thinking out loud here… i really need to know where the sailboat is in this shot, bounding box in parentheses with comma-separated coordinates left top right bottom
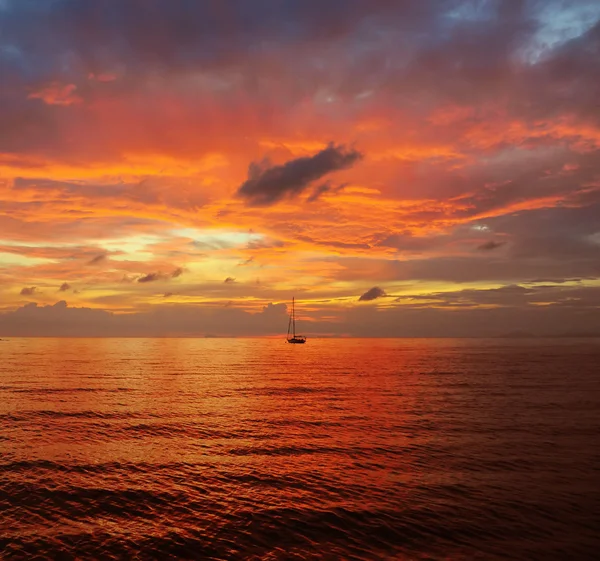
(286, 297, 307, 344)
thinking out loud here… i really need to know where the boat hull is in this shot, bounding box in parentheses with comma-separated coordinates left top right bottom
(287, 337, 306, 344)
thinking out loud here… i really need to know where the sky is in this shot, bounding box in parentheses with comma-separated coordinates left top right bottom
(1, 0, 600, 337)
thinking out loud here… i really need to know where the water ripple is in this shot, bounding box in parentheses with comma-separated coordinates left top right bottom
(1, 338, 599, 559)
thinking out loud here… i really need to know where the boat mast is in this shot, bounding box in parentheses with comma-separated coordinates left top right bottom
(292, 297, 296, 338)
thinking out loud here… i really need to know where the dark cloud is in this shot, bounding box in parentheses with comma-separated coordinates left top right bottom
(307, 183, 332, 203)
(224, 277, 236, 284)
(529, 277, 591, 284)
(0, 0, 424, 83)
(58, 282, 71, 292)
(477, 240, 506, 251)
(137, 268, 183, 283)
(138, 272, 163, 283)
(236, 144, 363, 206)
(359, 286, 387, 301)
(87, 254, 107, 265)
(306, 182, 348, 203)
(20, 286, 37, 296)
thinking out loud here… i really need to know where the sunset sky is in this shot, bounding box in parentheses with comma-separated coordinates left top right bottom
(1, 0, 599, 337)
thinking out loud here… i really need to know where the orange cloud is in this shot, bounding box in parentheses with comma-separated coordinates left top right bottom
(28, 83, 82, 106)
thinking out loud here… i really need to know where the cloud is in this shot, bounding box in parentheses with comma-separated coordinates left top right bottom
(0, 1, 413, 87)
(477, 240, 506, 251)
(395, 284, 600, 315)
(20, 286, 37, 296)
(3, 291, 599, 338)
(27, 82, 82, 106)
(87, 254, 107, 265)
(237, 257, 255, 267)
(137, 267, 182, 283)
(58, 282, 71, 292)
(296, 234, 371, 251)
(306, 181, 350, 203)
(359, 286, 387, 301)
(236, 143, 363, 206)
(138, 273, 163, 283)
(88, 72, 117, 83)
(366, 256, 581, 283)
(0, 300, 291, 337)
(246, 238, 286, 250)
(307, 183, 332, 203)
(1, 0, 600, 333)
(224, 277, 236, 283)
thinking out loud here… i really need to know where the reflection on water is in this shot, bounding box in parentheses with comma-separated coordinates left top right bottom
(1, 338, 599, 559)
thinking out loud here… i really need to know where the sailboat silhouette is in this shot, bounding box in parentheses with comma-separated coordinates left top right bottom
(286, 297, 306, 344)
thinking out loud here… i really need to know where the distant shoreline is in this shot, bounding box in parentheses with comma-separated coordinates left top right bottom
(0, 335, 599, 340)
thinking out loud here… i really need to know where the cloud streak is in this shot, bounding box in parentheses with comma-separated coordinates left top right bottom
(87, 254, 107, 265)
(137, 268, 184, 283)
(477, 240, 506, 251)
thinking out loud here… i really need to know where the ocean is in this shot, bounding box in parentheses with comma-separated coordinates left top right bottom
(1, 338, 599, 560)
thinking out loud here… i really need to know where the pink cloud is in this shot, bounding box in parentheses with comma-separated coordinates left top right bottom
(27, 83, 82, 106)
